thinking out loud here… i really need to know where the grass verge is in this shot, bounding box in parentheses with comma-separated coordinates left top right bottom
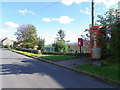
(9, 49, 77, 61)
(75, 64, 119, 81)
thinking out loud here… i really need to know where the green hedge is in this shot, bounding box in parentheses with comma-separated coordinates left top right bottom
(15, 48, 41, 54)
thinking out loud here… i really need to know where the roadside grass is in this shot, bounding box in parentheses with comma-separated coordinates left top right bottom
(10, 49, 77, 61)
(75, 63, 119, 81)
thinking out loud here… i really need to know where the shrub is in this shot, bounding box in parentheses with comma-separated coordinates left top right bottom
(10, 45, 13, 49)
(15, 48, 41, 54)
(3, 45, 9, 48)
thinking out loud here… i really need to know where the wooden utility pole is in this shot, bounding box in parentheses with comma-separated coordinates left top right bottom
(92, 0, 94, 27)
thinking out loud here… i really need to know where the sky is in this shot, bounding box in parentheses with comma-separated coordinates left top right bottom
(0, 0, 119, 45)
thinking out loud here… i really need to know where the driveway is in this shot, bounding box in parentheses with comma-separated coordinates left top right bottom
(0, 48, 114, 88)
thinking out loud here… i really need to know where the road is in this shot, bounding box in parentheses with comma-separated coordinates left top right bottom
(0, 48, 114, 88)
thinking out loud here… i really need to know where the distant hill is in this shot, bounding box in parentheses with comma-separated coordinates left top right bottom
(66, 40, 89, 45)
(66, 42, 77, 45)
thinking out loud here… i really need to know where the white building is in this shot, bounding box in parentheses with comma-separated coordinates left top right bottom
(0, 37, 13, 46)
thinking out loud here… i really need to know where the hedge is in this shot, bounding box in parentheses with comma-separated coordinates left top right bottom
(15, 48, 41, 54)
(14, 47, 90, 56)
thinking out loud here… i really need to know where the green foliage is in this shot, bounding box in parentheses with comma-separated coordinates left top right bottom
(97, 8, 117, 26)
(10, 49, 77, 61)
(24, 43, 34, 49)
(109, 23, 120, 60)
(53, 30, 70, 52)
(57, 29, 66, 41)
(53, 40, 69, 52)
(15, 24, 38, 48)
(10, 45, 13, 49)
(96, 8, 119, 62)
(3, 45, 9, 48)
(37, 37, 45, 51)
(75, 64, 119, 81)
(2, 44, 13, 49)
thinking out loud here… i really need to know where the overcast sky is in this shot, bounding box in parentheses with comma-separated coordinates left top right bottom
(0, 0, 119, 45)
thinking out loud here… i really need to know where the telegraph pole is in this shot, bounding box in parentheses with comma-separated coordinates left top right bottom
(92, 0, 94, 27)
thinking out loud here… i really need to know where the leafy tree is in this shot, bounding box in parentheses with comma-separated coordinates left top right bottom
(15, 24, 38, 48)
(24, 43, 35, 49)
(53, 30, 70, 52)
(97, 9, 117, 26)
(109, 22, 120, 61)
(37, 37, 45, 51)
(53, 40, 69, 52)
(57, 29, 66, 41)
(96, 8, 119, 62)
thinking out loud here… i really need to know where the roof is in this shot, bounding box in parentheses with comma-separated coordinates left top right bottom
(90, 25, 103, 30)
(0, 37, 7, 42)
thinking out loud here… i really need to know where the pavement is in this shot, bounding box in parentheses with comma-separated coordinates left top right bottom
(55, 58, 91, 67)
(0, 48, 116, 88)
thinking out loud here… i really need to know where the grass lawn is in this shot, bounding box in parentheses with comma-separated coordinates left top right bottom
(75, 64, 119, 81)
(10, 49, 77, 61)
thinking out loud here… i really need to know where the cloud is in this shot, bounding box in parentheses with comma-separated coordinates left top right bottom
(61, 0, 119, 8)
(5, 21, 19, 28)
(61, 0, 89, 5)
(61, 0, 74, 5)
(94, 0, 119, 8)
(42, 16, 74, 24)
(53, 16, 74, 24)
(19, 9, 36, 15)
(80, 7, 90, 15)
(42, 18, 52, 22)
(0, 21, 19, 33)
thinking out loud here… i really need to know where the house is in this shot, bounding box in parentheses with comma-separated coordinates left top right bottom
(0, 37, 13, 46)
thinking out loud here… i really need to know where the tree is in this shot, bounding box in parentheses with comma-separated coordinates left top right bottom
(53, 30, 70, 52)
(53, 40, 69, 52)
(96, 8, 119, 61)
(97, 9, 117, 26)
(57, 29, 66, 41)
(37, 37, 45, 52)
(15, 24, 38, 48)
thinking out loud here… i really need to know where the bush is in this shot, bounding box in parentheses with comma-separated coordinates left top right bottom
(53, 40, 70, 52)
(25, 43, 35, 49)
(3, 45, 9, 48)
(10, 45, 13, 49)
(15, 48, 42, 54)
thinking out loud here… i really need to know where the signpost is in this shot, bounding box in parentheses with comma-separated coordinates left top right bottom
(78, 38, 83, 53)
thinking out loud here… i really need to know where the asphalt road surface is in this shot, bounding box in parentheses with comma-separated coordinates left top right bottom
(0, 48, 114, 88)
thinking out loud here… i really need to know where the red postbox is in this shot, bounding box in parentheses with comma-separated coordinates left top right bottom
(78, 38, 83, 46)
(90, 25, 103, 57)
(78, 38, 83, 53)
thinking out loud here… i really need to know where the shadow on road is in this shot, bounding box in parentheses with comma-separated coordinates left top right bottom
(0, 57, 113, 88)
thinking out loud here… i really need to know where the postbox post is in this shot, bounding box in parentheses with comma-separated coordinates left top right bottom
(78, 38, 83, 53)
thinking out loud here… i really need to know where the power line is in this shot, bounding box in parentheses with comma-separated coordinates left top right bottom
(3, 2, 59, 25)
(35, 2, 59, 14)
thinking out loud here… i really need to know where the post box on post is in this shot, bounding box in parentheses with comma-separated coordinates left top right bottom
(78, 38, 83, 53)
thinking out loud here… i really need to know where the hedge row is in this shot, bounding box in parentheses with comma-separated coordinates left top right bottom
(15, 48, 41, 54)
(42, 52, 89, 56)
(15, 48, 89, 56)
